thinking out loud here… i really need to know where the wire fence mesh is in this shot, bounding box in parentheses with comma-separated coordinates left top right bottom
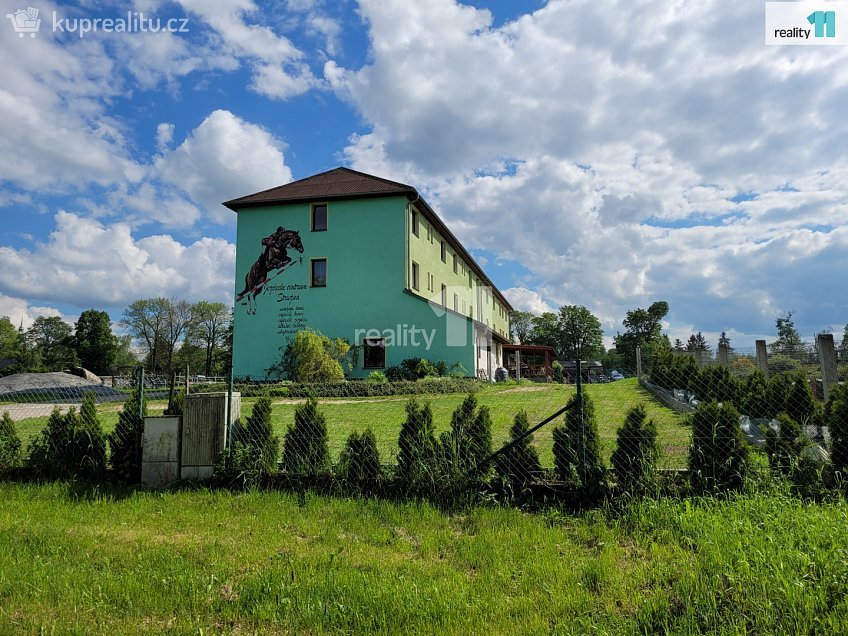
(1, 338, 846, 502)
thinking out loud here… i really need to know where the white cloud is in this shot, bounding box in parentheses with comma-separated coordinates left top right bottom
(156, 123, 175, 151)
(0, 294, 65, 331)
(154, 109, 292, 224)
(171, 0, 317, 99)
(331, 0, 848, 340)
(503, 287, 553, 315)
(0, 212, 236, 308)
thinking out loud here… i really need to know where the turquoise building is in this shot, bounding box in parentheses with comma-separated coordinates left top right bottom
(224, 168, 512, 379)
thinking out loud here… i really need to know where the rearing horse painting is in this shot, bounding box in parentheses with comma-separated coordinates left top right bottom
(236, 227, 304, 314)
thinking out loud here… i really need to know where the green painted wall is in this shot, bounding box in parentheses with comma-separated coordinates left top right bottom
(407, 207, 510, 341)
(232, 196, 475, 379)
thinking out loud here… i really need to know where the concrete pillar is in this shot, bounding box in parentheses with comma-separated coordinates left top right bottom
(516, 350, 521, 382)
(718, 343, 729, 367)
(636, 346, 642, 380)
(756, 340, 769, 379)
(818, 333, 838, 402)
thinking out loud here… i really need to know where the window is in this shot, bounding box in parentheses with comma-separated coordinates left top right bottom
(453, 254, 458, 274)
(468, 271, 472, 288)
(440, 241, 446, 263)
(411, 209, 419, 237)
(453, 293, 458, 311)
(311, 203, 327, 231)
(428, 272, 434, 292)
(311, 258, 327, 287)
(441, 284, 447, 306)
(411, 261, 420, 291)
(363, 338, 386, 369)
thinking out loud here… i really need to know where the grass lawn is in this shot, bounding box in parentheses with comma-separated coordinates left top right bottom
(5, 379, 691, 468)
(0, 482, 845, 634)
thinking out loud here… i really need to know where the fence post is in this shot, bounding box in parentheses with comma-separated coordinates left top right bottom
(226, 365, 234, 450)
(718, 343, 729, 367)
(636, 346, 642, 381)
(756, 340, 769, 379)
(576, 358, 585, 483)
(136, 366, 145, 479)
(516, 350, 521, 382)
(817, 333, 838, 402)
(185, 363, 190, 396)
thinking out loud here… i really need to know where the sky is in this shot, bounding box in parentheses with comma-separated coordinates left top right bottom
(0, 0, 846, 351)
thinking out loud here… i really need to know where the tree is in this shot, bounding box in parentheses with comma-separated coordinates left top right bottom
(0, 317, 20, 375)
(838, 324, 848, 361)
(74, 310, 117, 375)
(163, 299, 194, 374)
(718, 331, 732, 352)
(12, 322, 39, 373)
(686, 332, 711, 353)
(26, 317, 76, 371)
(509, 310, 535, 344)
(770, 311, 803, 357)
(121, 298, 170, 373)
(494, 409, 542, 487)
(611, 404, 659, 496)
(188, 301, 230, 376)
(283, 397, 330, 477)
(113, 335, 139, 369)
(688, 401, 749, 493)
(268, 329, 350, 382)
(613, 301, 670, 369)
(122, 298, 194, 374)
(0, 412, 22, 473)
(530, 305, 604, 361)
(673, 338, 685, 352)
(396, 398, 439, 495)
(552, 393, 606, 498)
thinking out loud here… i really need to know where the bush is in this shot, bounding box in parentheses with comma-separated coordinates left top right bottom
(367, 371, 387, 383)
(337, 429, 381, 488)
(688, 401, 749, 493)
(698, 365, 739, 405)
(396, 398, 439, 495)
(283, 396, 330, 477)
(784, 373, 817, 426)
(164, 390, 184, 416)
(268, 329, 350, 382)
(829, 384, 848, 473)
(765, 413, 807, 476)
(552, 393, 606, 499)
(109, 387, 147, 482)
(0, 412, 22, 474)
(30, 399, 107, 479)
(740, 371, 769, 418)
(552, 360, 563, 383)
(611, 404, 660, 497)
(284, 378, 479, 398)
(446, 394, 492, 475)
(217, 397, 280, 489)
(494, 410, 542, 488)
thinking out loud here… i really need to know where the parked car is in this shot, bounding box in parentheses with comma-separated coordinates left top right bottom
(609, 370, 625, 381)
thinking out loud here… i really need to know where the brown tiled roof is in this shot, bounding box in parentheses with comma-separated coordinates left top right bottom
(223, 167, 415, 210)
(223, 166, 514, 311)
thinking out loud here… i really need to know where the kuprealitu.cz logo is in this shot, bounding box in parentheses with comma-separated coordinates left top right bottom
(766, 2, 847, 45)
(6, 6, 190, 39)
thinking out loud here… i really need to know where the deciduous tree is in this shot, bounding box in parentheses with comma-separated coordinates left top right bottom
(74, 310, 117, 375)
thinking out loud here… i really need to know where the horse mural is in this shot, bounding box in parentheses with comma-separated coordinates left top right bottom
(236, 227, 304, 315)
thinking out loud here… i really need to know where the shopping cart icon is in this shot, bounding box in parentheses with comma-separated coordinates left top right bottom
(6, 7, 41, 38)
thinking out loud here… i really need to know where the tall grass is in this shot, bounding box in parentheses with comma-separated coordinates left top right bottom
(0, 482, 844, 634)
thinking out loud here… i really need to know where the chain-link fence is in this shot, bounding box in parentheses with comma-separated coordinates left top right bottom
(2, 343, 846, 502)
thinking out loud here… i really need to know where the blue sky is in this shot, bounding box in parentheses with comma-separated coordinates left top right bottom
(0, 0, 846, 350)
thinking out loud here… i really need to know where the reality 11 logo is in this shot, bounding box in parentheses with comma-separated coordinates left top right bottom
(808, 10, 836, 37)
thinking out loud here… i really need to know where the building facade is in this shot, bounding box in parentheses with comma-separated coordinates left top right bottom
(225, 168, 511, 379)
